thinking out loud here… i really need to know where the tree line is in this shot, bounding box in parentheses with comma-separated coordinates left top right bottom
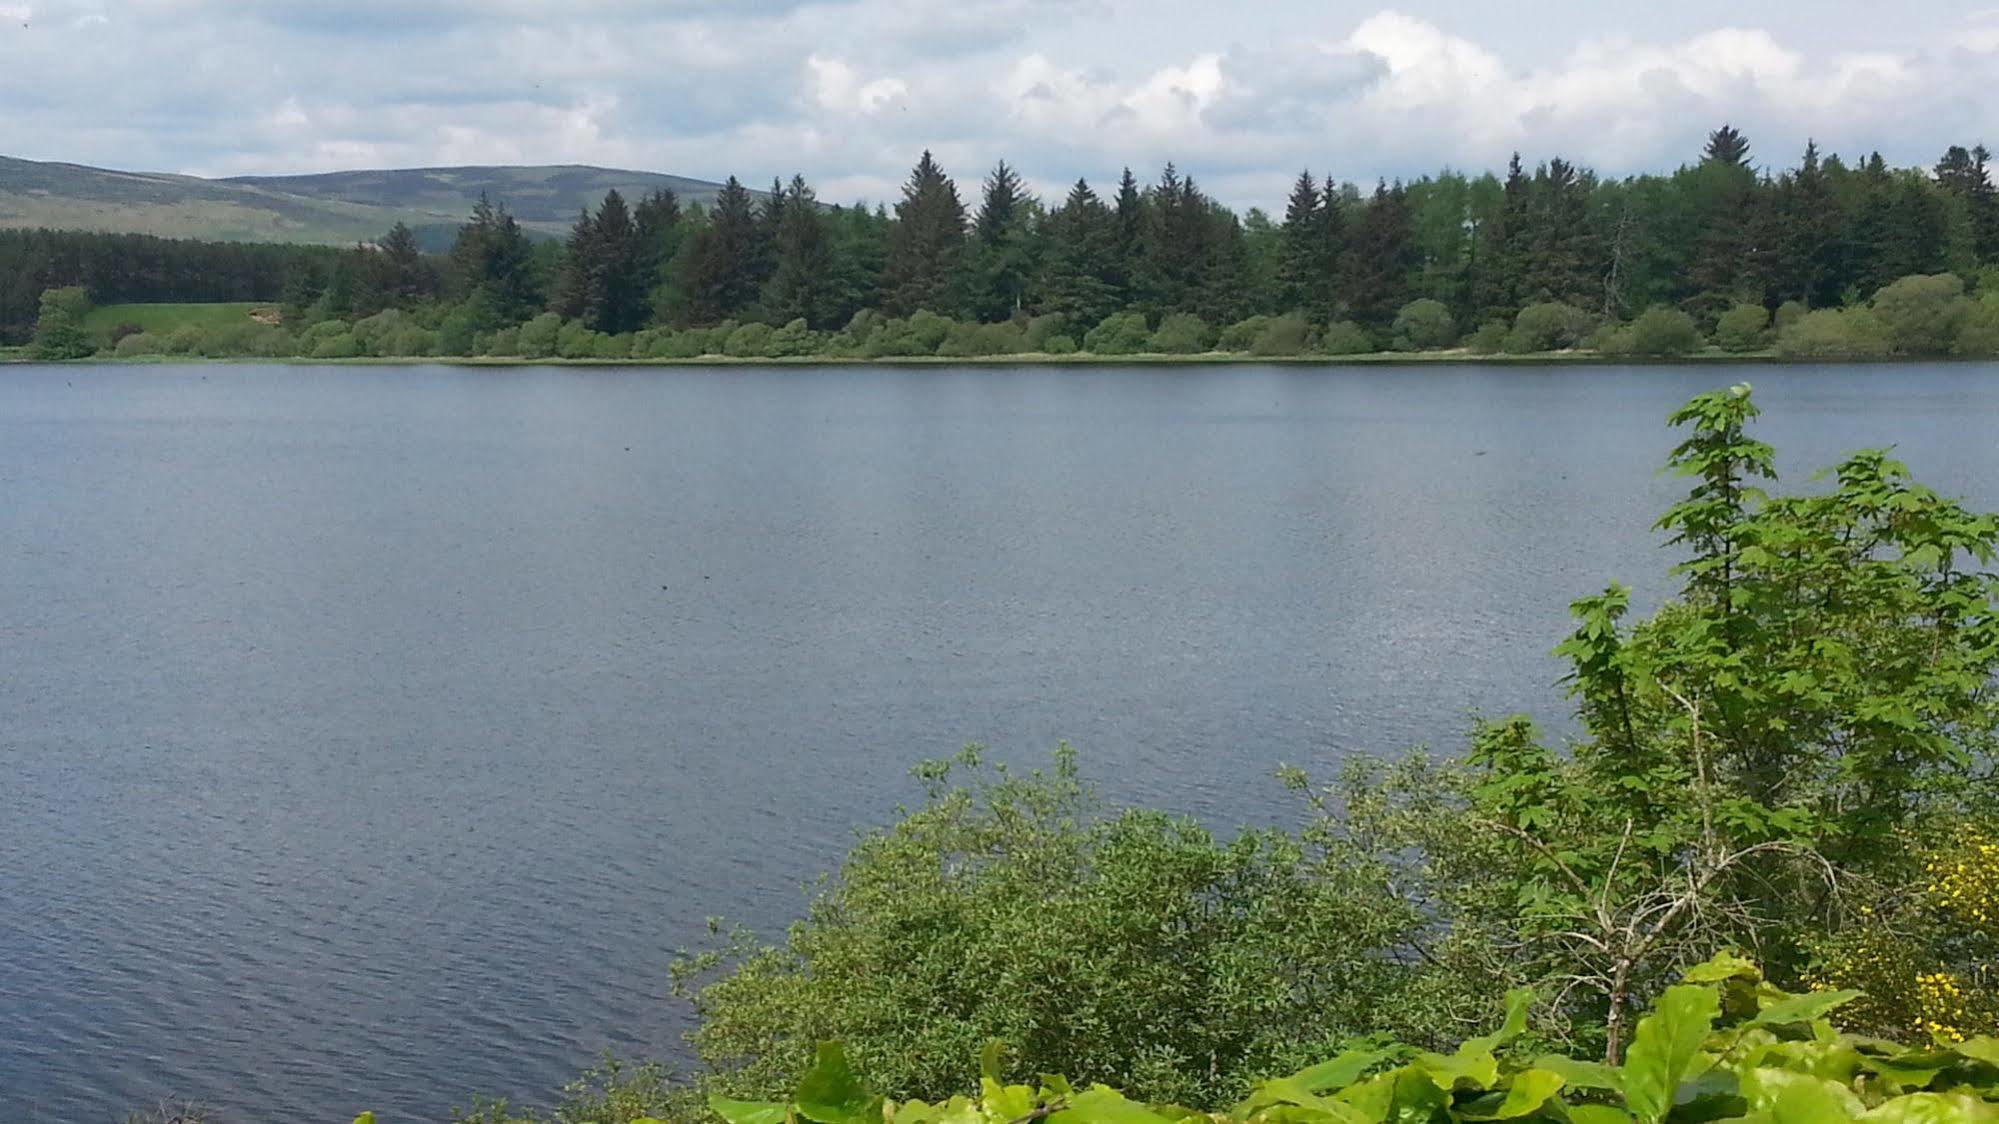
(12, 126, 1999, 357)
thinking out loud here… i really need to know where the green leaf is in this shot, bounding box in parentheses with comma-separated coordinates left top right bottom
(1283, 1049, 1394, 1094)
(981, 1079, 1037, 1122)
(1751, 989, 1863, 1028)
(1741, 1067, 1865, 1123)
(982, 1040, 1008, 1084)
(1565, 1108, 1634, 1124)
(1048, 1086, 1178, 1124)
(1858, 1093, 1999, 1123)
(354, 1115, 376, 1124)
(797, 1043, 875, 1124)
(1857, 1055, 1945, 1093)
(1683, 951, 1762, 986)
(1951, 1037, 1999, 1067)
(1534, 1054, 1622, 1092)
(1454, 1068, 1565, 1120)
(1622, 984, 1721, 1123)
(712, 1097, 792, 1124)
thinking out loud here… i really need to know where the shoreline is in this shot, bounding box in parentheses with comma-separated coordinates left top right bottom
(7, 349, 1988, 368)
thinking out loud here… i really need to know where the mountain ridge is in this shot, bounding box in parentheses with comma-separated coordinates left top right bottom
(0, 154, 736, 249)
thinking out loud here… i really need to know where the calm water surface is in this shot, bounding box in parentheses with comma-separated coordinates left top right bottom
(4, 362, 1996, 1121)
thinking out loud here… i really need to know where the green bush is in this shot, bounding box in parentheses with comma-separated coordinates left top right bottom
(1042, 334, 1077, 355)
(1621, 305, 1703, 356)
(1148, 312, 1214, 354)
(557, 321, 603, 359)
(766, 319, 818, 358)
(164, 325, 206, 355)
(1082, 312, 1151, 355)
(1250, 315, 1313, 356)
(723, 322, 775, 358)
(113, 332, 161, 357)
(1775, 307, 1892, 358)
(1317, 319, 1374, 356)
(1217, 316, 1271, 352)
(1713, 302, 1770, 352)
(1504, 302, 1594, 353)
(481, 327, 521, 357)
(310, 332, 362, 359)
(1872, 273, 1972, 355)
(1465, 320, 1508, 354)
(1390, 298, 1455, 350)
(595, 332, 635, 360)
(1956, 295, 1999, 357)
(905, 311, 953, 354)
(518, 313, 562, 359)
(31, 286, 94, 359)
(674, 747, 1423, 1108)
(1022, 314, 1069, 352)
(1773, 299, 1808, 332)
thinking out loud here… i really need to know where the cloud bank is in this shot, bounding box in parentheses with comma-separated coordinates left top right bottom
(0, 0, 1991, 209)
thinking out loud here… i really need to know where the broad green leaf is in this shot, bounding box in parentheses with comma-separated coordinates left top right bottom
(713, 1097, 792, 1124)
(1682, 952, 1761, 985)
(1414, 1048, 1498, 1092)
(1742, 1068, 1865, 1123)
(797, 1043, 874, 1124)
(981, 1079, 1037, 1122)
(1455, 1068, 1565, 1120)
(1859, 1093, 1999, 1123)
(1751, 989, 1863, 1028)
(1622, 984, 1721, 1123)
(1565, 1108, 1634, 1124)
(1385, 1069, 1450, 1122)
(1283, 1049, 1394, 1094)
(1534, 1054, 1622, 1092)
(1049, 1086, 1177, 1124)
(1857, 1055, 1945, 1093)
(1951, 1038, 1999, 1067)
(981, 1040, 1008, 1084)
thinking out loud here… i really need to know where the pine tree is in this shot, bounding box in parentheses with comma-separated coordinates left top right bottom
(376, 222, 433, 307)
(1276, 171, 1329, 315)
(1936, 144, 1999, 263)
(633, 188, 684, 295)
(1341, 181, 1415, 329)
(763, 175, 837, 328)
(1703, 124, 1752, 168)
(447, 194, 538, 321)
(970, 160, 1032, 321)
(1033, 178, 1119, 330)
(681, 177, 762, 324)
(1471, 154, 1530, 323)
(882, 151, 969, 317)
(1111, 167, 1147, 309)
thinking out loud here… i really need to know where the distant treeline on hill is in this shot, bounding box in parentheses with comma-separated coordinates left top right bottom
(7, 126, 1998, 357)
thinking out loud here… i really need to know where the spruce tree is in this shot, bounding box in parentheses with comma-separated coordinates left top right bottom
(1340, 181, 1415, 330)
(681, 177, 762, 324)
(1276, 171, 1326, 315)
(882, 151, 969, 317)
(633, 188, 684, 295)
(970, 160, 1032, 321)
(763, 175, 836, 328)
(1033, 178, 1119, 330)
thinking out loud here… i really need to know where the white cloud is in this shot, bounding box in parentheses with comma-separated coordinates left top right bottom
(0, 2, 1992, 211)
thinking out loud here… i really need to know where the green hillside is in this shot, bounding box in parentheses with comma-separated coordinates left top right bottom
(0, 155, 733, 249)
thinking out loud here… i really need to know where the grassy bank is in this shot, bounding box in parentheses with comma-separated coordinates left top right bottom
(79, 302, 273, 345)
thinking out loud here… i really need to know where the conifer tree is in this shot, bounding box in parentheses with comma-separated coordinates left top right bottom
(969, 160, 1033, 321)
(882, 151, 969, 317)
(1033, 178, 1119, 330)
(763, 175, 837, 328)
(681, 177, 762, 324)
(1340, 181, 1415, 329)
(633, 188, 684, 295)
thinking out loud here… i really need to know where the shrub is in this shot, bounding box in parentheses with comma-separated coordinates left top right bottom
(164, 325, 206, 355)
(1390, 298, 1455, 350)
(113, 332, 161, 357)
(905, 311, 953, 354)
(1773, 299, 1808, 332)
(674, 748, 1427, 1108)
(1251, 315, 1313, 356)
(1021, 314, 1069, 352)
(1148, 312, 1214, 354)
(1872, 273, 1972, 354)
(31, 286, 93, 359)
(1316, 319, 1374, 356)
(309, 332, 362, 359)
(594, 333, 634, 360)
(388, 326, 437, 358)
(517, 313, 562, 359)
(1621, 305, 1703, 356)
(481, 327, 521, 357)
(1082, 312, 1151, 355)
(351, 309, 406, 355)
(723, 322, 775, 358)
(1775, 307, 1892, 359)
(556, 321, 603, 359)
(1713, 302, 1770, 352)
(1503, 302, 1593, 353)
(1042, 334, 1077, 355)
(107, 321, 145, 346)
(1465, 320, 1508, 354)
(1956, 295, 1999, 357)
(1217, 316, 1271, 352)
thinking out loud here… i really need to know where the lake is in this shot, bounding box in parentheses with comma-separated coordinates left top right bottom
(4, 361, 1996, 1122)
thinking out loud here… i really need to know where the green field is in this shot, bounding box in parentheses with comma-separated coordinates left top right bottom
(81, 302, 273, 344)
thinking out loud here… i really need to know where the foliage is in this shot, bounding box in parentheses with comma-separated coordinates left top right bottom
(1465, 321, 1508, 355)
(1318, 320, 1374, 356)
(1622, 306, 1704, 356)
(32, 285, 95, 358)
(1714, 304, 1771, 352)
(1957, 295, 1999, 357)
(1392, 298, 1457, 350)
(672, 747, 1429, 1110)
(1870, 274, 1972, 355)
(1504, 302, 1595, 353)
(1776, 308, 1892, 359)
(1253, 315, 1317, 356)
(1149, 312, 1215, 354)
(1083, 312, 1153, 355)
(715, 956, 1999, 1124)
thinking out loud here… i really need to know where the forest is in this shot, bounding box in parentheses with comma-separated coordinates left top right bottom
(9, 126, 1999, 360)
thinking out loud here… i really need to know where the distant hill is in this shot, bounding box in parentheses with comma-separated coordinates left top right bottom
(0, 156, 735, 250)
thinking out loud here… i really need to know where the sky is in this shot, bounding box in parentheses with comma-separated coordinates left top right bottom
(1, 0, 1995, 210)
